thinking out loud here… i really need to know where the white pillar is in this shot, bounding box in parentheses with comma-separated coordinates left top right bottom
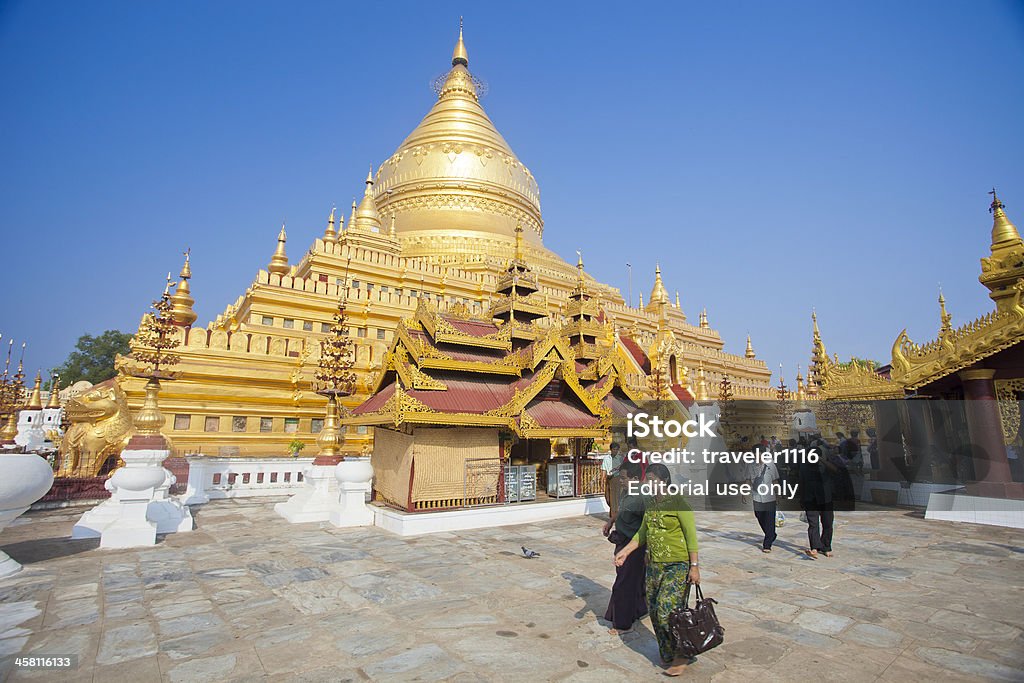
(181, 455, 210, 505)
(328, 457, 374, 528)
(73, 449, 193, 547)
(274, 462, 342, 523)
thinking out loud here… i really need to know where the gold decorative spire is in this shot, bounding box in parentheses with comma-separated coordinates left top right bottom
(695, 362, 709, 402)
(514, 223, 524, 262)
(452, 17, 468, 66)
(646, 264, 670, 313)
(25, 371, 42, 410)
(389, 214, 397, 238)
(938, 288, 952, 336)
(638, 292, 644, 309)
(347, 200, 357, 232)
(745, 334, 755, 359)
(170, 249, 198, 326)
(46, 372, 60, 408)
(268, 224, 290, 275)
(675, 291, 680, 309)
(353, 169, 382, 232)
(324, 207, 337, 242)
(989, 188, 1021, 246)
(699, 307, 708, 329)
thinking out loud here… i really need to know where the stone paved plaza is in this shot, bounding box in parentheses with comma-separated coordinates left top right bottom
(1, 501, 1022, 682)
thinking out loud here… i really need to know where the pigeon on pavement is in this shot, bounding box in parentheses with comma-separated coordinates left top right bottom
(521, 546, 540, 559)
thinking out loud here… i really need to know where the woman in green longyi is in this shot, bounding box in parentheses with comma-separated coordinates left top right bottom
(614, 463, 700, 677)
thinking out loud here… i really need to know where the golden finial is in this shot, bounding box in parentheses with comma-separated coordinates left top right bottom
(347, 199, 357, 232)
(989, 188, 1021, 245)
(638, 292, 644, 309)
(170, 248, 198, 326)
(163, 271, 174, 296)
(699, 307, 708, 329)
(25, 371, 42, 410)
(365, 166, 374, 192)
(695, 361, 709, 402)
(939, 286, 952, 336)
(745, 334, 755, 359)
(514, 222, 524, 261)
(648, 263, 669, 311)
(353, 171, 382, 232)
(452, 16, 468, 66)
(675, 291, 680, 309)
(46, 372, 60, 408)
(325, 206, 337, 241)
(268, 223, 289, 275)
(390, 214, 397, 238)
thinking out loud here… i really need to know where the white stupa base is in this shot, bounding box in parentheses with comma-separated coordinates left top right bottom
(275, 465, 341, 523)
(0, 506, 30, 578)
(72, 449, 193, 547)
(328, 482, 374, 527)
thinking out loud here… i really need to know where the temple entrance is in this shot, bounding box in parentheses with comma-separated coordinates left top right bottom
(669, 355, 678, 384)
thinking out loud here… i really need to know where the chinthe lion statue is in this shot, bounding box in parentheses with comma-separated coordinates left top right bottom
(58, 381, 133, 477)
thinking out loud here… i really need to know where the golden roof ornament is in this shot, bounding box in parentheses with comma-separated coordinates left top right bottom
(647, 264, 670, 314)
(325, 207, 337, 242)
(46, 372, 60, 409)
(268, 224, 290, 275)
(452, 17, 468, 67)
(745, 334, 756, 359)
(695, 361, 709, 402)
(675, 290, 681, 309)
(347, 200, 357, 232)
(25, 371, 42, 410)
(353, 167, 383, 232)
(170, 248, 198, 326)
(699, 307, 708, 329)
(938, 288, 953, 337)
(989, 188, 1021, 246)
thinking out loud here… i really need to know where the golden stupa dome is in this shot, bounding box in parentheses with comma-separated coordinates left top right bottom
(374, 24, 543, 248)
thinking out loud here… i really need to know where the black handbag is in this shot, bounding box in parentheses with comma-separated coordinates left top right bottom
(668, 583, 724, 658)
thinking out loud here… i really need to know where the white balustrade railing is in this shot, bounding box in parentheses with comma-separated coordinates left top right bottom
(182, 456, 315, 505)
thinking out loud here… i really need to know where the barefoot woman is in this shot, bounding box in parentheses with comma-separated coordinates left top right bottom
(614, 463, 700, 676)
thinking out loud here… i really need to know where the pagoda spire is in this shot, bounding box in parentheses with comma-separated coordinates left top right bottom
(514, 222, 524, 262)
(25, 371, 42, 410)
(347, 200, 357, 232)
(46, 372, 60, 408)
(675, 290, 681, 309)
(699, 307, 708, 329)
(452, 16, 468, 66)
(268, 224, 290, 275)
(352, 169, 382, 232)
(938, 288, 952, 336)
(324, 207, 337, 242)
(989, 188, 1021, 246)
(695, 362, 709, 402)
(647, 263, 670, 313)
(170, 249, 198, 326)
(745, 334, 756, 359)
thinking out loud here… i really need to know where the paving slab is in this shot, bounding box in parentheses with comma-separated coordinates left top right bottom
(0, 500, 1020, 681)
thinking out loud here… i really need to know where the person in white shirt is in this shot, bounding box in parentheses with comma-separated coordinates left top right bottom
(745, 446, 781, 553)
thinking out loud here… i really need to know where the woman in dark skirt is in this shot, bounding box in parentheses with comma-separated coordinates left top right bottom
(602, 459, 646, 634)
(615, 464, 700, 676)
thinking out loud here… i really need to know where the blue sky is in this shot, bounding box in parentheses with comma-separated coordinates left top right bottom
(2, 1, 1023, 383)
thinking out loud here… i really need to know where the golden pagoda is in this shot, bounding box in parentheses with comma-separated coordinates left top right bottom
(104, 25, 771, 462)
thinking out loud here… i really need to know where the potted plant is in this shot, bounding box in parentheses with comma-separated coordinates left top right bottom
(288, 439, 306, 458)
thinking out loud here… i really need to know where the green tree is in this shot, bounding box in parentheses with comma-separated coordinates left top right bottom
(54, 330, 133, 388)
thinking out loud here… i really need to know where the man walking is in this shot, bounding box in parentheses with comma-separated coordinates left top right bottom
(746, 446, 780, 553)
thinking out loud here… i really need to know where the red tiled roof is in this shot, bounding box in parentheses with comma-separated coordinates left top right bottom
(605, 391, 639, 418)
(671, 383, 695, 408)
(352, 383, 395, 414)
(409, 377, 518, 414)
(444, 317, 500, 337)
(620, 335, 651, 373)
(524, 400, 600, 429)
